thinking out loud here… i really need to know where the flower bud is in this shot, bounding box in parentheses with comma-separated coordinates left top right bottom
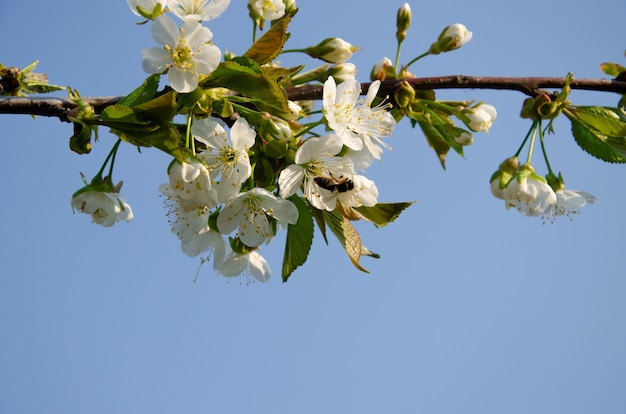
(325, 63, 358, 83)
(257, 112, 292, 141)
(489, 156, 519, 199)
(393, 81, 416, 109)
(534, 93, 562, 119)
(460, 103, 497, 133)
(396, 3, 412, 44)
(452, 129, 473, 146)
(305, 38, 360, 63)
(520, 97, 535, 119)
(429, 23, 473, 55)
(283, 0, 297, 14)
(127, 0, 167, 20)
(370, 57, 396, 81)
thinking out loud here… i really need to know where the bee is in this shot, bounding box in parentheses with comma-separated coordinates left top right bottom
(314, 172, 354, 193)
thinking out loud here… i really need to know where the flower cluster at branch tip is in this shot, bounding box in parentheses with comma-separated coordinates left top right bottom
(490, 101, 596, 221)
(67, 2, 511, 282)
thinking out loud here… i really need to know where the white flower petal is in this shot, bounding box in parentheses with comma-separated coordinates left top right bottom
(247, 251, 271, 282)
(278, 164, 305, 198)
(168, 66, 199, 93)
(230, 117, 256, 150)
(151, 15, 179, 47)
(142, 47, 171, 73)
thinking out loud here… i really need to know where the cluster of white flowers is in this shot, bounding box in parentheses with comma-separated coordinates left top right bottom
(158, 71, 396, 280)
(159, 116, 298, 282)
(491, 161, 595, 221)
(69, 1, 523, 282)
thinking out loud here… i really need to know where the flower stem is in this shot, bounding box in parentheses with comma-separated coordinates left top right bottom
(404, 51, 430, 70)
(538, 119, 555, 175)
(295, 119, 324, 139)
(185, 113, 195, 155)
(281, 49, 305, 55)
(514, 120, 537, 158)
(394, 42, 403, 73)
(525, 121, 539, 165)
(95, 138, 122, 180)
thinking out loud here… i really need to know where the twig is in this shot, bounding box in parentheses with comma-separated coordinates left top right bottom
(1, 76, 624, 120)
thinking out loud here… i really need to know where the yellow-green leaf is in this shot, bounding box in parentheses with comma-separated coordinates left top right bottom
(355, 201, 415, 228)
(323, 209, 369, 273)
(243, 9, 297, 65)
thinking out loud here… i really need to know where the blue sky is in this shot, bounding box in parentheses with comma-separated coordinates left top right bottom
(1, 1, 625, 413)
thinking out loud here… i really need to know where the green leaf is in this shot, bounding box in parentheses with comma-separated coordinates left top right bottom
(261, 65, 305, 83)
(322, 210, 369, 273)
(23, 82, 65, 94)
(132, 90, 178, 120)
(355, 201, 415, 228)
(417, 119, 450, 169)
(566, 110, 626, 163)
(600, 62, 626, 77)
(112, 123, 187, 161)
(567, 106, 626, 137)
(310, 206, 328, 244)
(200, 61, 290, 116)
(282, 196, 314, 282)
(176, 86, 204, 114)
(118, 74, 160, 107)
(243, 9, 297, 65)
(101, 103, 186, 160)
(606, 135, 626, 157)
(100, 104, 147, 125)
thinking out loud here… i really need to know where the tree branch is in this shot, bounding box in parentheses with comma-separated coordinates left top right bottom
(1, 76, 625, 120)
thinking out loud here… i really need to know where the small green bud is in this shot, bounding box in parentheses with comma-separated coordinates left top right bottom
(257, 112, 292, 141)
(533, 93, 558, 118)
(393, 81, 416, 109)
(545, 172, 566, 192)
(520, 97, 535, 119)
(489, 156, 519, 199)
(396, 3, 412, 44)
(264, 140, 289, 159)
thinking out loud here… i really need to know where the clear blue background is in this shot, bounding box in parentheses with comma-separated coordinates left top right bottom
(1, 1, 625, 413)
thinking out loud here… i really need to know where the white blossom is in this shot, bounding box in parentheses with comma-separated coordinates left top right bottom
(504, 166, 556, 216)
(71, 190, 133, 227)
(323, 76, 396, 156)
(142, 15, 221, 93)
(218, 250, 271, 282)
(217, 187, 298, 247)
(128, 0, 168, 18)
(544, 189, 596, 222)
(195, 117, 256, 203)
(248, 0, 286, 22)
(278, 134, 356, 211)
(160, 184, 226, 264)
(168, 0, 230, 21)
(167, 158, 218, 208)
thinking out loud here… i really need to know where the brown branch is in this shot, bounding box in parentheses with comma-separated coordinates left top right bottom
(287, 76, 626, 100)
(1, 76, 625, 120)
